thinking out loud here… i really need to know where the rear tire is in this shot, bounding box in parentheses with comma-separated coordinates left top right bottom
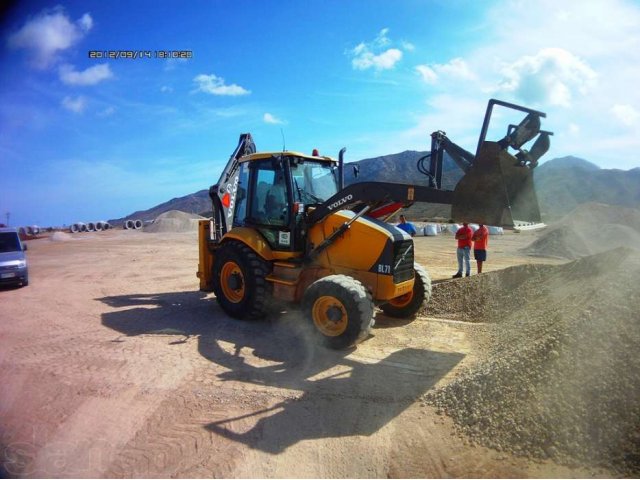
(302, 275, 374, 349)
(212, 240, 272, 320)
(380, 263, 431, 318)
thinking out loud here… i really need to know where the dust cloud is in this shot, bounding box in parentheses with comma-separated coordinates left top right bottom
(422, 203, 640, 475)
(523, 202, 640, 260)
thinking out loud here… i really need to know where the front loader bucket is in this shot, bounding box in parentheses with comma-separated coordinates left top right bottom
(451, 142, 541, 227)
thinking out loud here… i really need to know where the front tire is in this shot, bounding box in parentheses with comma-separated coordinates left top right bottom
(380, 263, 431, 318)
(302, 275, 374, 349)
(212, 240, 272, 320)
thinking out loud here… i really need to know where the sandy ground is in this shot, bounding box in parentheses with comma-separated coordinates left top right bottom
(0, 228, 604, 478)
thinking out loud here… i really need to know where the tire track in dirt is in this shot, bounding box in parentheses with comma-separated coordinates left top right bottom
(106, 390, 251, 478)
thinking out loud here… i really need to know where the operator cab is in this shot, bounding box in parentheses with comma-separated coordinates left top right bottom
(233, 152, 339, 251)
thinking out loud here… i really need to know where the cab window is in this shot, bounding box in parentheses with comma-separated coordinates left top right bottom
(249, 160, 289, 226)
(233, 163, 249, 226)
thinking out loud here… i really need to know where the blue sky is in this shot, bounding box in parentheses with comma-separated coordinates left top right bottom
(2, 0, 640, 227)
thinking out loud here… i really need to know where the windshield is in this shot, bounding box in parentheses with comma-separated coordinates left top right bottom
(0, 232, 22, 253)
(290, 160, 338, 204)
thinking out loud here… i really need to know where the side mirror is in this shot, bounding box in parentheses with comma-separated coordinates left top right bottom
(23, 244, 28, 251)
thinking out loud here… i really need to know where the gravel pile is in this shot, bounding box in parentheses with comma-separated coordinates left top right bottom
(423, 247, 640, 475)
(424, 263, 557, 321)
(144, 210, 206, 233)
(523, 203, 640, 259)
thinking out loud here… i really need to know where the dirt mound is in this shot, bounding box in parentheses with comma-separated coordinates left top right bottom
(423, 248, 640, 475)
(143, 210, 206, 233)
(523, 203, 640, 259)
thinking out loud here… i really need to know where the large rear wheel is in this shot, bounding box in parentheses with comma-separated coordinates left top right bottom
(380, 263, 431, 318)
(302, 275, 374, 349)
(212, 240, 272, 320)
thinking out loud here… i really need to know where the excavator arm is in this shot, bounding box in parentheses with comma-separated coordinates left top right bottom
(309, 99, 552, 227)
(209, 133, 256, 241)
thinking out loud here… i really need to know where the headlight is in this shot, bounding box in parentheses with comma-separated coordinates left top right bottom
(17, 260, 26, 268)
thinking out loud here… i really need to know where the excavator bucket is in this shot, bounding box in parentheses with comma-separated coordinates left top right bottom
(451, 141, 541, 227)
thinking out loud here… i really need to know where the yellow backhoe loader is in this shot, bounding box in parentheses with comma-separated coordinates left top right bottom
(197, 99, 552, 348)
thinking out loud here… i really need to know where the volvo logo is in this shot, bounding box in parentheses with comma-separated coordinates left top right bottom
(327, 194, 353, 211)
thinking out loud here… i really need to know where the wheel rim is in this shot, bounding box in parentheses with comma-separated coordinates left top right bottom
(388, 290, 414, 308)
(312, 296, 348, 337)
(220, 261, 245, 303)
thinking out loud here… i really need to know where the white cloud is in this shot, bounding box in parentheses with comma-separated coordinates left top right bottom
(98, 106, 116, 117)
(350, 28, 404, 71)
(160, 86, 174, 93)
(611, 104, 640, 127)
(78, 13, 93, 32)
(59, 64, 113, 86)
(353, 48, 402, 71)
(263, 113, 284, 125)
(437, 58, 476, 81)
(61, 95, 87, 114)
(497, 48, 597, 107)
(415, 65, 438, 84)
(415, 58, 476, 84)
(401, 41, 416, 52)
(7, 8, 93, 68)
(193, 74, 250, 96)
(374, 28, 391, 48)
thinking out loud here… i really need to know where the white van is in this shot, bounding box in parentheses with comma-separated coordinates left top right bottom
(0, 227, 29, 287)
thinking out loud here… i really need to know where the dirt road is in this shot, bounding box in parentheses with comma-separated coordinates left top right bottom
(0, 229, 597, 478)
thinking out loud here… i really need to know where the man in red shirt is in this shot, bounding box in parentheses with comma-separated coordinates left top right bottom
(472, 223, 489, 274)
(453, 222, 473, 278)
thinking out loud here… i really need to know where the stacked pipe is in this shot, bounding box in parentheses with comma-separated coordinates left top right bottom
(123, 219, 143, 230)
(68, 221, 112, 233)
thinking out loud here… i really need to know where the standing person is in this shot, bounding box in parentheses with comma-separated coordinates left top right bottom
(396, 214, 417, 237)
(453, 222, 473, 278)
(472, 223, 489, 273)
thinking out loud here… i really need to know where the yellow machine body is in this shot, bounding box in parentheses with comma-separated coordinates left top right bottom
(198, 210, 414, 305)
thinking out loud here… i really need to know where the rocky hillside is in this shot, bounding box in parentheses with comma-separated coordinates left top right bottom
(110, 190, 211, 224)
(534, 156, 640, 221)
(116, 152, 639, 224)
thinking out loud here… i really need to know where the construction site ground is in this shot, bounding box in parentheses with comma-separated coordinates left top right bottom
(0, 228, 627, 478)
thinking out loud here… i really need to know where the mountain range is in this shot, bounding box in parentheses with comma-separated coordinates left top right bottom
(110, 153, 640, 224)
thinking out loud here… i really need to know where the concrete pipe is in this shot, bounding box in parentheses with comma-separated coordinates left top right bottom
(76, 222, 87, 232)
(133, 219, 143, 229)
(94, 222, 103, 231)
(87, 222, 96, 232)
(124, 220, 135, 230)
(70, 224, 79, 233)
